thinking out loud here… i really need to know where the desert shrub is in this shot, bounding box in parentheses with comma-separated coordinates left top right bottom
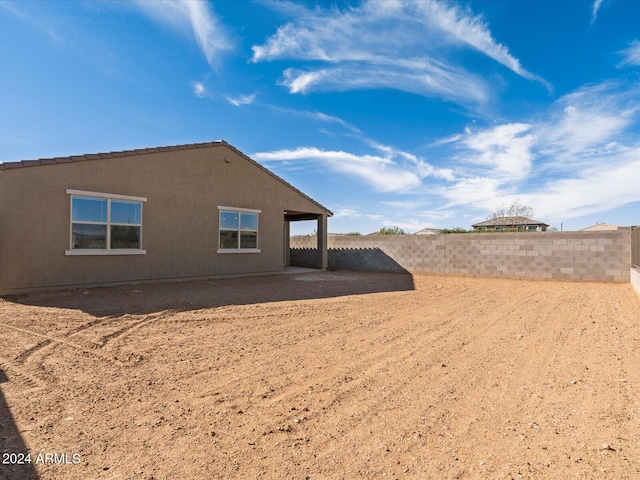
(378, 226, 406, 235)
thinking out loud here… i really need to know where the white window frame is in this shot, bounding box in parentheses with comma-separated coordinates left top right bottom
(65, 189, 147, 256)
(217, 206, 261, 254)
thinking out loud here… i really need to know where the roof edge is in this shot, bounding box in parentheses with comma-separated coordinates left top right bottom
(0, 140, 332, 216)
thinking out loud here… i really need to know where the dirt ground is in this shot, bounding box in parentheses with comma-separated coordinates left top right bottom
(1, 271, 640, 480)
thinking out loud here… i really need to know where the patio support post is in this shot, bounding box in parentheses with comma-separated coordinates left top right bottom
(283, 219, 291, 266)
(317, 213, 328, 270)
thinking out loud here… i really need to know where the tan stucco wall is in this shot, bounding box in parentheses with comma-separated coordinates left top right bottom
(0, 145, 327, 294)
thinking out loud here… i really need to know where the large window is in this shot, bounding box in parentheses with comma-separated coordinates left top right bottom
(218, 206, 260, 253)
(65, 189, 147, 255)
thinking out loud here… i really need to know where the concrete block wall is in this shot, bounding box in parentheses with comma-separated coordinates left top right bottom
(631, 267, 640, 297)
(633, 227, 640, 267)
(290, 229, 632, 283)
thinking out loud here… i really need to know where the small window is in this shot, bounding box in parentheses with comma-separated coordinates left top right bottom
(217, 207, 260, 253)
(65, 190, 146, 256)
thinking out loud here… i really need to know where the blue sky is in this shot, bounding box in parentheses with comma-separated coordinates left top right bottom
(1, 0, 639, 234)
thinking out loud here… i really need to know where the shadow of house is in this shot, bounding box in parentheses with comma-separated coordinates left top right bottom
(290, 247, 410, 274)
(0, 370, 39, 480)
(4, 270, 414, 318)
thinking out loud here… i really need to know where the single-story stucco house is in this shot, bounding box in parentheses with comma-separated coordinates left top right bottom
(0, 141, 332, 295)
(580, 222, 620, 231)
(414, 227, 442, 235)
(472, 216, 549, 232)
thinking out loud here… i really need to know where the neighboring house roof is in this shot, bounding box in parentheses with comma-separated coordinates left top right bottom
(580, 222, 620, 231)
(0, 140, 332, 216)
(414, 227, 442, 235)
(472, 216, 549, 228)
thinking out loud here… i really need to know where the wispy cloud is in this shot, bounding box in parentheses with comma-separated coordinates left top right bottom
(591, 0, 604, 24)
(254, 147, 421, 192)
(438, 80, 640, 221)
(332, 208, 362, 219)
(254, 144, 453, 193)
(526, 148, 640, 220)
(253, 0, 548, 106)
(618, 40, 640, 67)
(257, 77, 639, 225)
(459, 123, 535, 180)
(225, 93, 257, 107)
(0, 2, 63, 42)
(133, 0, 232, 67)
(262, 104, 363, 134)
(279, 62, 489, 105)
(190, 80, 207, 98)
(538, 82, 639, 163)
(308, 112, 361, 133)
(413, 1, 551, 90)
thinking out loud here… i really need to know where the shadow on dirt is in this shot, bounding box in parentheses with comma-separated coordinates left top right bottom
(290, 247, 411, 274)
(0, 370, 39, 480)
(3, 270, 415, 317)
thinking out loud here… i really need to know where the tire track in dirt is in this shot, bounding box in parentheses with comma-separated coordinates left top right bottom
(190, 281, 473, 406)
(14, 339, 53, 364)
(0, 321, 126, 366)
(247, 280, 588, 478)
(8, 316, 115, 365)
(292, 285, 542, 469)
(2, 314, 161, 391)
(90, 311, 172, 347)
(200, 278, 516, 461)
(2, 273, 639, 480)
(431, 283, 638, 478)
(0, 360, 42, 390)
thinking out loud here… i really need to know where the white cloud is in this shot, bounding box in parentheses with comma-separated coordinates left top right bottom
(190, 80, 206, 97)
(381, 200, 423, 209)
(253, 0, 547, 105)
(281, 69, 325, 94)
(435, 80, 640, 221)
(254, 147, 421, 192)
(279, 62, 488, 105)
(332, 208, 362, 219)
(308, 111, 360, 133)
(133, 0, 232, 66)
(413, 1, 551, 90)
(225, 93, 257, 107)
(254, 144, 453, 193)
(527, 148, 640, 221)
(460, 123, 535, 180)
(591, 0, 604, 23)
(538, 82, 639, 164)
(618, 40, 640, 67)
(441, 177, 504, 209)
(0, 2, 63, 43)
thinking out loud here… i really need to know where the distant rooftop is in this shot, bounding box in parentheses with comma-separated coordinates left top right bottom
(472, 216, 549, 228)
(414, 227, 442, 235)
(580, 222, 620, 231)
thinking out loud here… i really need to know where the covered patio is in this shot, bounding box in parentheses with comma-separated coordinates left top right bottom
(283, 210, 330, 270)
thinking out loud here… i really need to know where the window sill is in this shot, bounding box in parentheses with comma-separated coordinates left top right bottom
(65, 249, 146, 256)
(217, 249, 261, 254)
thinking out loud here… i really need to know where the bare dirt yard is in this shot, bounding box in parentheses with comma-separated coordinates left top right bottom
(1, 271, 640, 480)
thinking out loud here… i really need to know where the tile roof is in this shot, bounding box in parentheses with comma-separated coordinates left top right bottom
(472, 216, 549, 227)
(0, 140, 332, 216)
(0, 141, 227, 170)
(414, 227, 442, 234)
